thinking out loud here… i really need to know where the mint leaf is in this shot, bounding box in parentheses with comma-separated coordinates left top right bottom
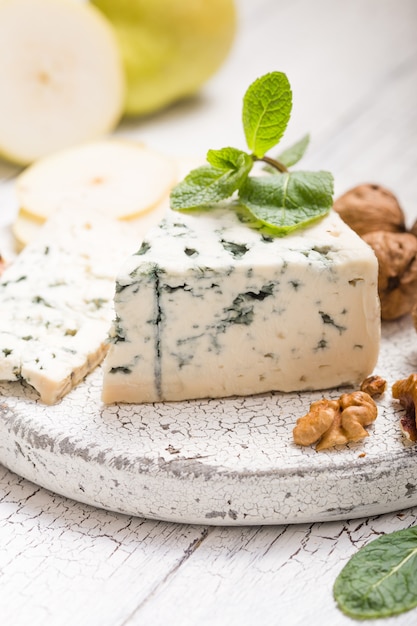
(263, 135, 310, 174)
(334, 527, 417, 620)
(207, 147, 252, 171)
(242, 71, 292, 158)
(276, 133, 310, 167)
(239, 171, 333, 234)
(170, 156, 252, 211)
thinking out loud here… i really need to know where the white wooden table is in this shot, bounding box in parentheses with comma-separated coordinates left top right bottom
(1, 1, 417, 623)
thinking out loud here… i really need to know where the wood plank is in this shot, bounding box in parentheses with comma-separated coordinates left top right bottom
(305, 58, 417, 216)
(128, 509, 417, 626)
(0, 467, 208, 626)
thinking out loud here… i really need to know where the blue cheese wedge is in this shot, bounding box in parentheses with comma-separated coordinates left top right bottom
(0, 207, 139, 404)
(102, 205, 381, 404)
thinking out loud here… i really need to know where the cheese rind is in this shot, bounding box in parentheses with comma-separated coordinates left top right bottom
(102, 206, 381, 404)
(0, 207, 139, 404)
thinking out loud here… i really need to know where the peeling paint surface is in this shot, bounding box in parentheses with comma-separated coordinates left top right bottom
(0, 316, 415, 525)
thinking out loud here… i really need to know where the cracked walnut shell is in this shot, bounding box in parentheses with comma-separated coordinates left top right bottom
(333, 183, 405, 236)
(392, 374, 417, 442)
(293, 391, 377, 451)
(412, 301, 417, 332)
(362, 231, 417, 320)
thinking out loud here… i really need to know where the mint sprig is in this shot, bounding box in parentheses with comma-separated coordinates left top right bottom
(170, 71, 334, 235)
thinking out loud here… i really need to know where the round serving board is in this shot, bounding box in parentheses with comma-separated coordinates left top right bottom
(0, 317, 416, 526)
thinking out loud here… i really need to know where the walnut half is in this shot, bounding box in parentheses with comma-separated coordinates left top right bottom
(360, 375, 387, 397)
(392, 374, 417, 442)
(293, 391, 378, 451)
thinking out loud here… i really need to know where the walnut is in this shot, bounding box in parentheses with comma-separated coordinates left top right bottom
(333, 183, 405, 236)
(412, 302, 417, 332)
(293, 391, 377, 451)
(409, 219, 417, 238)
(362, 231, 417, 320)
(392, 374, 417, 442)
(360, 375, 387, 397)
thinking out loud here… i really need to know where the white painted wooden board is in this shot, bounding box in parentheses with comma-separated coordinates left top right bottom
(0, 0, 417, 624)
(1, 316, 417, 527)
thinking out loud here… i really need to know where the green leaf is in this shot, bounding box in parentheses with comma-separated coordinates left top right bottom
(207, 147, 252, 171)
(334, 527, 417, 620)
(242, 71, 292, 158)
(276, 133, 310, 167)
(238, 170, 333, 234)
(170, 153, 252, 211)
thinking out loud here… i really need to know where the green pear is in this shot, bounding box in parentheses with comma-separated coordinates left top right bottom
(91, 0, 236, 116)
(0, 0, 125, 165)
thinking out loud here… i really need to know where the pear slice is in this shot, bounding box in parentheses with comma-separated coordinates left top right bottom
(13, 150, 200, 250)
(12, 211, 43, 252)
(0, 0, 125, 165)
(16, 139, 177, 223)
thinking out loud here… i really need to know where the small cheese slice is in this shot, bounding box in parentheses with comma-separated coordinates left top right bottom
(0, 207, 139, 404)
(102, 206, 381, 404)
